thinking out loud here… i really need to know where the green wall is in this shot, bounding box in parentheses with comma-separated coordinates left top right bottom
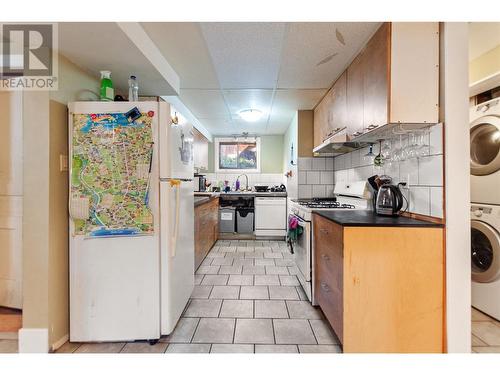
(206, 135, 284, 173)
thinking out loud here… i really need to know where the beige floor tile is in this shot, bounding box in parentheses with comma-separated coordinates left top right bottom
(234, 319, 274, 344)
(244, 253, 264, 259)
(287, 265, 300, 275)
(200, 258, 213, 267)
(184, 299, 223, 317)
(255, 259, 276, 266)
(286, 301, 323, 319)
(264, 252, 283, 259)
(166, 344, 210, 353)
(472, 346, 500, 353)
(0, 339, 18, 353)
(255, 300, 289, 318)
(55, 341, 81, 353)
(120, 342, 168, 353)
(233, 259, 254, 267)
(274, 319, 317, 345)
(472, 308, 496, 322)
(219, 247, 237, 253)
(74, 342, 125, 353)
(298, 344, 342, 353)
(191, 285, 213, 299)
(254, 275, 281, 286)
(472, 334, 488, 347)
(275, 259, 295, 267)
(266, 266, 289, 275)
(209, 285, 240, 299)
(162, 318, 200, 343)
(192, 318, 235, 344)
(196, 265, 220, 275)
(218, 265, 243, 275)
(296, 286, 308, 301)
(269, 286, 300, 300)
(201, 275, 229, 285)
(240, 285, 269, 300)
(194, 274, 204, 285)
(206, 252, 225, 258)
(255, 344, 299, 353)
(309, 320, 339, 344)
(211, 257, 234, 266)
(472, 321, 500, 346)
(220, 300, 254, 318)
(242, 265, 266, 275)
(227, 274, 254, 286)
(225, 252, 245, 259)
(279, 275, 300, 286)
(210, 344, 254, 353)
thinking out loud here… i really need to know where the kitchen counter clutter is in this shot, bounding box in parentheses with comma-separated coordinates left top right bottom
(312, 212, 444, 353)
(313, 210, 444, 227)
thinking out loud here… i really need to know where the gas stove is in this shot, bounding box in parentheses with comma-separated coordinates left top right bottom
(289, 181, 371, 221)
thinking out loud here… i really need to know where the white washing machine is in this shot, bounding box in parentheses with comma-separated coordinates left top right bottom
(471, 203, 500, 320)
(470, 98, 500, 205)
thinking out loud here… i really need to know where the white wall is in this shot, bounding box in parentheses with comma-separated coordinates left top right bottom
(441, 22, 471, 353)
(283, 113, 298, 199)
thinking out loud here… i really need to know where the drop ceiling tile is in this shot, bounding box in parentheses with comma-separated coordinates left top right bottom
(141, 22, 220, 89)
(200, 23, 286, 89)
(223, 89, 274, 117)
(278, 22, 380, 89)
(180, 89, 229, 118)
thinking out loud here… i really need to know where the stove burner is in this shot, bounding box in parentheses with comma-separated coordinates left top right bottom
(295, 200, 356, 209)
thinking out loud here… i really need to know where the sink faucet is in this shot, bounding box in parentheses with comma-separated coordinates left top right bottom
(236, 174, 249, 191)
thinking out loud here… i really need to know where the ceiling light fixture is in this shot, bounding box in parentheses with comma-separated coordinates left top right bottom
(238, 109, 263, 122)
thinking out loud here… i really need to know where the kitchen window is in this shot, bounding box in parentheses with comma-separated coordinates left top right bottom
(215, 137, 261, 173)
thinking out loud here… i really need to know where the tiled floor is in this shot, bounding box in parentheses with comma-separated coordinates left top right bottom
(52, 239, 341, 354)
(471, 307, 500, 353)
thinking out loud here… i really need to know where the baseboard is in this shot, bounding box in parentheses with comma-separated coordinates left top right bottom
(18, 328, 49, 353)
(51, 334, 69, 352)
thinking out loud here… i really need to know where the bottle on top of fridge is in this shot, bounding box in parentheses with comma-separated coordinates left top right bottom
(99, 71, 114, 101)
(128, 75, 139, 101)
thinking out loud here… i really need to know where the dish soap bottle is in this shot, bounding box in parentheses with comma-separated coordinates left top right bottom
(99, 70, 114, 101)
(128, 75, 139, 101)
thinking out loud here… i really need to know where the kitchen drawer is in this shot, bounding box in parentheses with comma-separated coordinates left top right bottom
(315, 274, 343, 343)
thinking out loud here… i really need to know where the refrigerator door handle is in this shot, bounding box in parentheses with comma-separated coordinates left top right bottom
(170, 179, 181, 258)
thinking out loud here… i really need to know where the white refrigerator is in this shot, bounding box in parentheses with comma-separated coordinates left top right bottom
(68, 101, 194, 342)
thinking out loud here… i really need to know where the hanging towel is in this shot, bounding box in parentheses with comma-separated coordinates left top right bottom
(287, 215, 303, 244)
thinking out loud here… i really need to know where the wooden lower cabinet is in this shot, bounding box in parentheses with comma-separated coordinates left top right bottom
(313, 213, 444, 353)
(194, 198, 219, 270)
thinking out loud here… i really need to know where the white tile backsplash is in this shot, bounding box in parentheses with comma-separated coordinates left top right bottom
(298, 157, 312, 170)
(312, 185, 326, 197)
(298, 171, 307, 185)
(320, 171, 334, 185)
(306, 171, 320, 185)
(331, 123, 443, 218)
(430, 186, 444, 218)
(312, 158, 326, 170)
(298, 184, 312, 199)
(418, 155, 443, 186)
(409, 186, 430, 216)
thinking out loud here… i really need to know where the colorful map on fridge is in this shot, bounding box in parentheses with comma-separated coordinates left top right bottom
(70, 111, 154, 237)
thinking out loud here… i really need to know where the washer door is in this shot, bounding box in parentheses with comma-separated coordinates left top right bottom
(470, 115, 500, 176)
(471, 220, 500, 283)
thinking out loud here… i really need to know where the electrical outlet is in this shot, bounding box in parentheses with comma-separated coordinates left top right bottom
(59, 154, 68, 172)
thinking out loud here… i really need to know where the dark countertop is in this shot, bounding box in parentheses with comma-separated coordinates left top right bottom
(218, 192, 288, 198)
(194, 194, 219, 207)
(313, 210, 444, 227)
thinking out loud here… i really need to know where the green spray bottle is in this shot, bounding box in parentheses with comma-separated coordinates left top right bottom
(100, 70, 114, 101)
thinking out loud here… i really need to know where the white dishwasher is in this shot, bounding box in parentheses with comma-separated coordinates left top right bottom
(254, 196, 287, 236)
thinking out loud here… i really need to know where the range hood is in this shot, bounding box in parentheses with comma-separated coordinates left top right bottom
(312, 127, 364, 156)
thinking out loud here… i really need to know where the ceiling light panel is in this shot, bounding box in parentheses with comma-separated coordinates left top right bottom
(200, 22, 286, 89)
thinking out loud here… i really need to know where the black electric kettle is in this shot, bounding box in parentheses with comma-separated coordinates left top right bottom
(375, 182, 407, 216)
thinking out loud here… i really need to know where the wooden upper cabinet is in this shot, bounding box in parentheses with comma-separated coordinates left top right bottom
(362, 23, 390, 131)
(329, 71, 347, 136)
(346, 53, 365, 137)
(313, 22, 439, 148)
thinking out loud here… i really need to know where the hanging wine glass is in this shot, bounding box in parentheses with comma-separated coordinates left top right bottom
(363, 143, 375, 165)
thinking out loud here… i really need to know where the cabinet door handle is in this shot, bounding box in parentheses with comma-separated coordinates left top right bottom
(322, 254, 330, 261)
(320, 282, 331, 292)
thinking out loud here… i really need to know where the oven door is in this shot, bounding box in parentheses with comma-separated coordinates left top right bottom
(292, 215, 311, 282)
